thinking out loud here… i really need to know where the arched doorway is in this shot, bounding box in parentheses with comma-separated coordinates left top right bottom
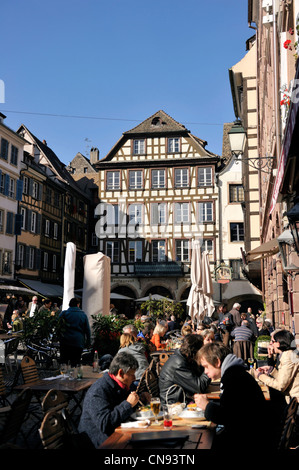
(110, 286, 136, 318)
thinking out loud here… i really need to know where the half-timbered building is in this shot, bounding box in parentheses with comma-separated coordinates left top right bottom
(94, 110, 222, 315)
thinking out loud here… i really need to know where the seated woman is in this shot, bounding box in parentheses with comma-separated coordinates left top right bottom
(181, 324, 193, 336)
(150, 323, 168, 350)
(254, 329, 299, 405)
(117, 333, 149, 386)
(201, 329, 215, 344)
(159, 334, 210, 405)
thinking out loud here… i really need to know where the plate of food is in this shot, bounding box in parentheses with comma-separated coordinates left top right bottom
(178, 402, 205, 418)
(132, 405, 163, 420)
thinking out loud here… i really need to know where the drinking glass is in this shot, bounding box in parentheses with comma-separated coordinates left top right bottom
(150, 397, 161, 425)
(60, 363, 67, 378)
(163, 405, 173, 430)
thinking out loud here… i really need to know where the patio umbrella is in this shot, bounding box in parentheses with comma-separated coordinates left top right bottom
(201, 250, 215, 317)
(135, 294, 173, 302)
(82, 252, 111, 325)
(110, 292, 133, 300)
(62, 242, 76, 311)
(187, 239, 205, 322)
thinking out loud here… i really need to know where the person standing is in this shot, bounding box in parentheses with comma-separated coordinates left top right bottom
(229, 303, 242, 329)
(58, 297, 91, 366)
(26, 296, 40, 317)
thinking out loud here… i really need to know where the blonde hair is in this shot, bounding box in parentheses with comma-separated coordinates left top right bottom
(119, 333, 135, 348)
(153, 323, 167, 336)
(181, 324, 193, 336)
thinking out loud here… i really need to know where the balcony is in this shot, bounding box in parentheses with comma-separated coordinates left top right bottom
(134, 262, 183, 277)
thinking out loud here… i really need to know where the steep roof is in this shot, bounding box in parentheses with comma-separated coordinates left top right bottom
(124, 110, 190, 135)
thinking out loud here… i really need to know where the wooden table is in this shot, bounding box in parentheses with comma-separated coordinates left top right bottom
(100, 418, 215, 450)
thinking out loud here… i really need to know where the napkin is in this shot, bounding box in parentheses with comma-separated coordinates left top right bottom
(121, 420, 150, 428)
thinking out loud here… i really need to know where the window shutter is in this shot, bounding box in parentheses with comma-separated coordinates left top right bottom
(4, 174, 10, 196)
(14, 214, 22, 235)
(16, 179, 24, 201)
(151, 204, 159, 224)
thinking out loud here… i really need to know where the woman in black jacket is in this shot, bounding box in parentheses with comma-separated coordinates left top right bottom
(159, 334, 210, 405)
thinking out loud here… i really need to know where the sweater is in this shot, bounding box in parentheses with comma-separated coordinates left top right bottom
(78, 372, 134, 448)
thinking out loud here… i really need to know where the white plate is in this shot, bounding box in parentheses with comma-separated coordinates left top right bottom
(178, 409, 205, 419)
(132, 411, 163, 420)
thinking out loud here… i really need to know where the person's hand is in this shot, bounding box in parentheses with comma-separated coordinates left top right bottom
(194, 394, 208, 411)
(127, 391, 139, 407)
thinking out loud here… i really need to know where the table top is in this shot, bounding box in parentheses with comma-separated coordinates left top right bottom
(14, 376, 96, 393)
(100, 418, 215, 450)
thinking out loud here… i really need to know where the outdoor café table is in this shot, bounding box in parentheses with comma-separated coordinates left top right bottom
(14, 376, 96, 417)
(99, 417, 215, 450)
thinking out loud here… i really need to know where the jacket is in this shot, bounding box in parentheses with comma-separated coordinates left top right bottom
(117, 343, 149, 380)
(204, 354, 275, 449)
(78, 372, 134, 448)
(59, 306, 91, 349)
(258, 349, 299, 403)
(229, 308, 241, 328)
(159, 349, 210, 405)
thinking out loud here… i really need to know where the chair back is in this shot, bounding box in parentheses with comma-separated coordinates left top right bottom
(21, 356, 39, 384)
(39, 410, 66, 449)
(0, 388, 33, 444)
(233, 340, 254, 361)
(278, 397, 298, 450)
(159, 353, 170, 366)
(42, 389, 69, 415)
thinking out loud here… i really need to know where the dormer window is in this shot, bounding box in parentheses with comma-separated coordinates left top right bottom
(133, 139, 145, 155)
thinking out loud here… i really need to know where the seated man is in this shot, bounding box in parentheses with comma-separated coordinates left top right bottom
(194, 342, 278, 449)
(230, 320, 255, 342)
(78, 352, 149, 448)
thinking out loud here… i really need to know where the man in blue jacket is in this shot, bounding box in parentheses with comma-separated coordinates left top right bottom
(59, 297, 91, 366)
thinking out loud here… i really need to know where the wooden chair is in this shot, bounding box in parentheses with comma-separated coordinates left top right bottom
(159, 353, 170, 366)
(4, 337, 20, 372)
(39, 410, 66, 449)
(136, 366, 159, 398)
(278, 397, 298, 450)
(0, 388, 33, 447)
(41, 389, 69, 415)
(21, 356, 39, 384)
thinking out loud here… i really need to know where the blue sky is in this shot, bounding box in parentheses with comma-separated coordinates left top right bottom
(1, 0, 251, 165)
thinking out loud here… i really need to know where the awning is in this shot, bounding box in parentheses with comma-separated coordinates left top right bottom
(0, 285, 39, 296)
(19, 279, 63, 298)
(246, 238, 279, 262)
(222, 280, 262, 300)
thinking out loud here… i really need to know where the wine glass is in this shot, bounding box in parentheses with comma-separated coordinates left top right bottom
(150, 397, 161, 425)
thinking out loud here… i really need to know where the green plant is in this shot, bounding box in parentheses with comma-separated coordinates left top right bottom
(254, 335, 271, 361)
(139, 299, 184, 323)
(22, 310, 66, 344)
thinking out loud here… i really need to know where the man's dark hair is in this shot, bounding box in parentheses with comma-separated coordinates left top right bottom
(180, 334, 204, 361)
(109, 352, 138, 375)
(69, 297, 80, 308)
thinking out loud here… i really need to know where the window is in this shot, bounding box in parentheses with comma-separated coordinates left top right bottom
(21, 207, 26, 230)
(174, 202, 189, 224)
(129, 170, 143, 189)
(128, 204, 143, 225)
(10, 145, 18, 166)
(17, 244, 24, 267)
(43, 252, 48, 270)
(0, 209, 3, 232)
(54, 192, 60, 207)
(52, 254, 57, 272)
(202, 239, 214, 257)
(91, 232, 98, 247)
(198, 202, 213, 223)
(152, 240, 166, 262)
(151, 203, 167, 225)
(3, 251, 12, 274)
(8, 178, 15, 198)
(175, 239, 190, 262)
(23, 176, 29, 195)
(0, 138, 9, 160)
(53, 223, 58, 240)
(198, 167, 212, 186)
(29, 247, 35, 269)
(128, 240, 142, 262)
(151, 169, 166, 189)
(106, 240, 120, 263)
(6, 212, 13, 234)
(174, 168, 189, 188)
(230, 259, 242, 279)
(32, 181, 39, 199)
(31, 212, 37, 233)
(45, 219, 50, 237)
(46, 187, 52, 204)
(0, 173, 4, 193)
(168, 137, 180, 153)
(229, 184, 244, 203)
(230, 222, 244, 242)
(133, 139, 145, 155)
(106, 171, 120, 190)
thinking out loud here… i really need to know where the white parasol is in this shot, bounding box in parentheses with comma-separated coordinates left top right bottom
(201, 250, 215, 317)
(187, 240, 205, 322)
(62, 242, 76, 311)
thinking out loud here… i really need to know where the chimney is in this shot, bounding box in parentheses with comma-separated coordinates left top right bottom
(42, 139, 47, 146)
(0, 112, 6, 124)
(90, 147, 99, 165)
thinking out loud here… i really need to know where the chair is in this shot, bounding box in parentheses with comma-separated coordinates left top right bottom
(39, 410, 66, 449)
(41, 389, 69, 415)
(136, 365, 159, 398)
(159, 353, 170, 366)
(0, 388, 33, 447)
(21, 356, 39, 384)
(233, 340, 254, 362)
(278, 397, 298, 450)
(4, 337, 20, 372)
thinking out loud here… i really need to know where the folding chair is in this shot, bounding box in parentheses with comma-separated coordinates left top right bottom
(0, 388, 33, 447)
(4, 337, 20, 372)
(41, 389, 69, 415)
(21, 356, 40, 384)
(39, 410, 66, 449)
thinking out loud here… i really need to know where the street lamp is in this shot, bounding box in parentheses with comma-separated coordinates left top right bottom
(286, 198, 299, 254)
(228, 120, 275, 172)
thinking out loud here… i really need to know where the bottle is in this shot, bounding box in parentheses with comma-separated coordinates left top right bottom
(0, 340, 5, 364)
(93, 350, 99, 372)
